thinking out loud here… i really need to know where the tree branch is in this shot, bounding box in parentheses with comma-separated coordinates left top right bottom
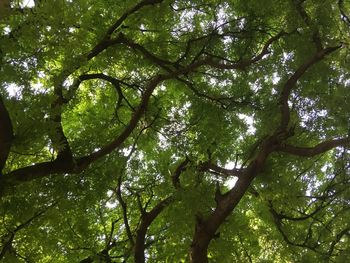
(171, 157, 190, 189)
(44, 1, 167, 165)
(205, 31, 286, 70)
(50, 83, 74, 164)
(199, 161, 244, 178)
(293, 0, 323, 50)
(0, 96, 13, 173)
(104, 0, 164, 39)
(279, 45, 342, 129)
(76, 74, 164, 169)
(190, 134, 280, 263)
(0, 208, 48, 260)
(115, 176, 135, 246)
(338, 0, 350, 26)
(2, 53, 216, 189)
(278, 137, 350, 157)
(72, 73, 130, 111)
(87, 0, 165, 60)
(134, 196, 173, 263)
(119, 33, 176, 72)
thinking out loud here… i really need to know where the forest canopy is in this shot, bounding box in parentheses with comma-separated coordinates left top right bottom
(0, 0, 350, 262)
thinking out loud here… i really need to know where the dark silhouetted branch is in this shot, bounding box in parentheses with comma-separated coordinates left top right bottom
(279, 45, 342, 129)
(0, 96, 13, 173)
(0, 208, 49, 260)
(115, 176, 135, 246)
(279, 137, 350, 157)
(171, 157, 190, 189)
(206, 31, 286, 70)
(134, 196, 173, 263)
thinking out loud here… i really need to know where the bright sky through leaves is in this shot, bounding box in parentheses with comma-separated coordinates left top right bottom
(0, 0, 350, 262)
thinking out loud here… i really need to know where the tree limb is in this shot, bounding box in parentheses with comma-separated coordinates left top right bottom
(0, 208, 48, 260)
(104, 0, 164, 39)
(293, 0, 323, 50)
(199, 161, 244, 178)
(190, 134, 280, 263)
(115, 176, 135, 246)
(338, 0, 350, 26)
(278, 137, 350, 157)
(171, 157, 190, 189)
(0, 96, 13, 173)
(134, 195, 173, 263)
(279, 45, 342, 130)
(206, 31, 286, 70)
(72, 73, 129, 111)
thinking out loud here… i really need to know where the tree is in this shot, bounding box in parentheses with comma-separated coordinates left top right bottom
(0, 0, 350, 262)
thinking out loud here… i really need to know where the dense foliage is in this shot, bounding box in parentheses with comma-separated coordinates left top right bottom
(1, 0, 350, 262)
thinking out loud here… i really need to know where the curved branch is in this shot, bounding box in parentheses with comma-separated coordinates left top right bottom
(76, 74, 164, 168)
(279, 45, 342, 129)
(43, 1, 162, 164)
(2, 53, 214, 189)
(206, 31, 286, 70)
(87, 0, 165, 60)
(119, 33, 176, 71)
(177, 77, 255, 109)
(29, 1, 166, 179)
(278, 137, 350, 157)
(328, 227, 350, 256)
(171, 157, 190, 189)
(73, 73, 131, 110)
(104, 0, 164, 39)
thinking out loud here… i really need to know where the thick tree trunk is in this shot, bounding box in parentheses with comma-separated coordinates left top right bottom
(0, 96, 13, 173)
(190, 136, 278, 262)
(190, 174, 255, 262)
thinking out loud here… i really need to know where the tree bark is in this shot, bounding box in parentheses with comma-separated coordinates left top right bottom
(0, 96, 13, 173)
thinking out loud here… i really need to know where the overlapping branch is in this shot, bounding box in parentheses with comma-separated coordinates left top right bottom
(45, 0, 166, 167)
(119, 33, 176, 72)
(269, 201, 350, 258)
(0, 52, 215, 187)
(1, 1, 169, 187)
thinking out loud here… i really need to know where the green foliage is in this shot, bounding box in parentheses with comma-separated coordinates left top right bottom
(1, 0, 350, 262)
